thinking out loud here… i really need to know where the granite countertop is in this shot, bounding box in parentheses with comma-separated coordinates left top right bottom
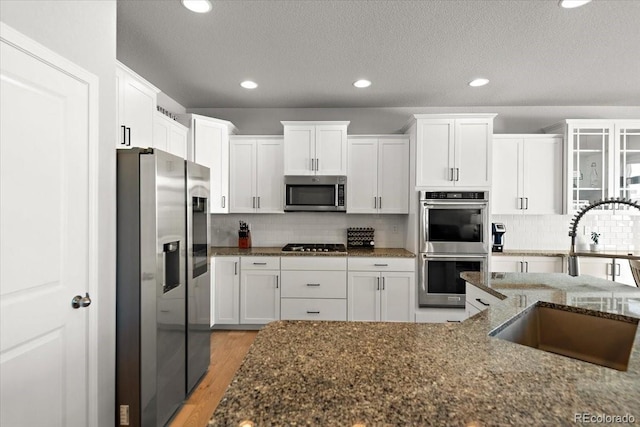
(493, 249, 569, 257)
(573, 250, 640, 260)
(210, 273, 640, 426)
(210, 246, 416, 258)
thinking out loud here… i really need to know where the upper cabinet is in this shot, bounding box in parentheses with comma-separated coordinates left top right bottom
(115, 62, 160, 149)
(182, 114, 237, 214)
(347, 136, 409, 214)
(408, 114, 496, 188)
(282, 121, 349, 175)
(153, 111, 188, 158)
(229, 136, 284, 213)
(544, 119, 640, 211)
(492, 134, 564, 215)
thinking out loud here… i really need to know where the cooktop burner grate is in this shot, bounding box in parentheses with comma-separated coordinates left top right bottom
(281, 243, 347, 253)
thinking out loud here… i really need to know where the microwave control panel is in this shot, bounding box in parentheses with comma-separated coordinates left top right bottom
(337, 185, 345, 207)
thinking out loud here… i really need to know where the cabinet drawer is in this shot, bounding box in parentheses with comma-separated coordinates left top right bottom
(280, 298, 347, 321)
(281, 256, 346, 271)
(414, 308, 467, 323)
(348, 257, 415, 272)
(280, 271, 346, 298)
(241, 256, 280, 270)
(465, 282, 501, 312)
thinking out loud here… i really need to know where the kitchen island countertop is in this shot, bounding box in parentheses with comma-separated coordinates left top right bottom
(209, 272, 640, 426)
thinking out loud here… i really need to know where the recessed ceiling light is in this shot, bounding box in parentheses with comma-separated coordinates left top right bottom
(559, 0, 592, 8)
(181, 0, 212, 13)
(240, 80, 258, 89)
(468, 78, 490, 87)
(353, 79, 372, 88)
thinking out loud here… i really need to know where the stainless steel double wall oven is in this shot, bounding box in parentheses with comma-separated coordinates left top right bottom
(418, 191, 489, 308)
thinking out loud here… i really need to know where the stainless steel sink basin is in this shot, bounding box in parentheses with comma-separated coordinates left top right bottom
(489, 301, 639, 371)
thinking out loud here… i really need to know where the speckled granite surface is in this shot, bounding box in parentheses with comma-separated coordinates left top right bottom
(210, 246, 415, 257)
(210, 273, 640, 426)
(494, 249, 568, 257)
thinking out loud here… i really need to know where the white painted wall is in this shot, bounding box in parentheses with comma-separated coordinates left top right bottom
(0, 1, 117, 426)
(190, 106, 640, 135)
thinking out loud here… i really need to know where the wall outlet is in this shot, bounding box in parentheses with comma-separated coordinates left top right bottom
(392, 225, 398, 234)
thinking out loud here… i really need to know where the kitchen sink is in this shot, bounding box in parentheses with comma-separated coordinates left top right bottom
(489, 301, 639, 371)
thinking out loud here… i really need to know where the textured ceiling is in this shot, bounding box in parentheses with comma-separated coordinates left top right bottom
(116, 0, 640, 109)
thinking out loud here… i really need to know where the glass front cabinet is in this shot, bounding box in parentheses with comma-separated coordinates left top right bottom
(545, 120, 640, 211)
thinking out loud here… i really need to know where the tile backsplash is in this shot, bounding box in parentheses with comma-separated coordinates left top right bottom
(492, 212, 640, 252)
(211, 213, 406, 248)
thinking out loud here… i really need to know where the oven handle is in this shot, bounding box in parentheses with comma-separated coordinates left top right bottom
(421, 253, 488, 261)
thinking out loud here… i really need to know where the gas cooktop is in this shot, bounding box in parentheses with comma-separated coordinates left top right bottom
(281, 243, 347, 253)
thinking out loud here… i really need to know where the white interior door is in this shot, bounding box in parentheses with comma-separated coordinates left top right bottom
(1, 24, 98, 427)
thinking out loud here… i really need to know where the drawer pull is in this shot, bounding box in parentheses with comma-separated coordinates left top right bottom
(476, 298, 490, 307)
(306, 310, 320, 314)
(446, 320, 461, 323)
(306, 283, 321, 287)
(253, 262, 267, 265)
(374, 263, 388, 267)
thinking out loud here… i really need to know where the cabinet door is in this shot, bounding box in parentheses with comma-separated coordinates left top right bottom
(168, 124, 187, 159)
(490, 256, 522, 273)
(122, 74, 155, 148)
(579, 257, 612, 280)
(524, 256, 564, 273)
(380, 272, 414, 322)
(213, 257, 240, 325)
(229, 139, 257, 213)
(315, 125, 347, 175)
(417, 120, 455, 187)
(256, 138, 284, 213)
(240, 271, 280, 324)
(347, 138, 378, 213)
(194, 119, 229, 213)
(492, 137, 522, 214)
(613, 259, 636, 286)
(347, 272, 381, 321)
(378, 138, 409, 213)
(284, 125, 315, 175)
(615, 123, 640, 203)
(522, 137, 563, 214)
(153, 112, 170, 152)
(455, 119, 492, 187)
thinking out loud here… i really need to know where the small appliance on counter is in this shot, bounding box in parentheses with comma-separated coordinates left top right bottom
(491, 223, 506, 252)
(238, 221, 251, 248)
(347, 227, 375, 249)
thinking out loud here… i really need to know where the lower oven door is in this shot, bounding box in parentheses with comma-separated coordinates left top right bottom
(419, 254, 488, 308)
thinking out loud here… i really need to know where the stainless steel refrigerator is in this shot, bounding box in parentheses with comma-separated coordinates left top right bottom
(185, 160, 211, 394)
(116, 148, 191, 427)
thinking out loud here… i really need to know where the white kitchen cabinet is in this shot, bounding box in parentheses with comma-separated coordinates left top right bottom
(280, 257, 347, 321)
(212, 256, 240, 326)
(408, 114, 496, 188)
(491, 255, 564, 273)
(282, 121, 349, 175)
(492, 134, 564, 215)
(544, 119, 640, 211)
(347, 136, 409, 214)
(153, 111, 188, 158)
(465, 282, 501, 318)
(183, 114, 237, 213)
(229, 136, 284, 213)
(579, 257, 636, 285)
(240, 257, 280, 324)
(414, 308, 467, 323)
(347, 257, 415, 322)
(116, 61, 159, 149)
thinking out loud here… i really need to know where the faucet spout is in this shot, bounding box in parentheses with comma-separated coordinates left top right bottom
(567, 197, 640, 276)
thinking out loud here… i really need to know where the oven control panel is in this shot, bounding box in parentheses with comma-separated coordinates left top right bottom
(422, 191, 486, 200)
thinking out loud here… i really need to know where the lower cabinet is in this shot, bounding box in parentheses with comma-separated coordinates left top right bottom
(212, 256, 240, 326)
(240, 257, 281, 324)
(280, 257, 347, 321)
(491, 255, 564, 273)
(579, 257, 635, 286)
(347, 258, 415, 322)
(465, 282, 501, 318)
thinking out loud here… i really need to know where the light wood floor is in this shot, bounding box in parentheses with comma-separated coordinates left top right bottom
(170, 330, 258, 427)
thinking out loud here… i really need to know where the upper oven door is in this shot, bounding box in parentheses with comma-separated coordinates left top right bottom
(420, 200, 489, 254)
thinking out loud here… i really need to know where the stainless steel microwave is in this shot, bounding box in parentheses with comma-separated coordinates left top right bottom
(284, 176, 346, 212)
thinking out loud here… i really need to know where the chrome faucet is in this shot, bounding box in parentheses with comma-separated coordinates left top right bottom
(568, 197, 640, 276)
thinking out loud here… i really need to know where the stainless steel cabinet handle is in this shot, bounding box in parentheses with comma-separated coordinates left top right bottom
(257, 196, 261, 209)
(310, 158, 314, 171)
(379, 197, 382, 209)
(455, 168, 460, 181)
(316, 158, 319, 171)
(615, 263, 621, 276)
(524, 197, 529, 210)
(449, 168, 454, 181)
(606, 262, 613, 276)
(252, 196, 256, 208)
(524, 261, 529, 272)
(121, 125, 126, 145)
(253, 262, 267, 265)
(234, 262, 238, 275)
(476, 298, 490, 307)
(306, 310, 320, 314)
(276, 276, 279, 288)
(374, 263, 388, 267)
(306, 283, 321, 287)
(377, 277, 380, 291)
(446, 320, 461, 323)
(382, 277, 385, 290)
(518, 197, 522, 210)
(126, 127, 131, 146)
(374, 197, 377, 209)
(222, 196, 226, 208)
